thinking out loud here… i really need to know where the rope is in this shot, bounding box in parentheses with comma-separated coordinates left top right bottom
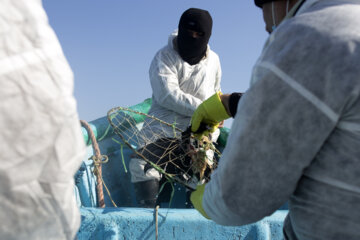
(80, 120, 106, 208)
(155, 205, 159, 240)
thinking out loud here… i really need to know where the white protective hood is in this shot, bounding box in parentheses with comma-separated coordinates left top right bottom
(0, 0, 86, 239)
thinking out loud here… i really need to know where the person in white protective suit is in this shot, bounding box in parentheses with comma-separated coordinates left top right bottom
(190, 0, 360, 239)
(129, 8, 223, 208)
(0, 1, 86, 239)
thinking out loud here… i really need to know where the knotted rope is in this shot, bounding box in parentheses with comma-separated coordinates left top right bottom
(80, 120, 106, 208)
(155, 205, 159, 240)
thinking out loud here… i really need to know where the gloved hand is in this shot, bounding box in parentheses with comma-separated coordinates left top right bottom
(191, 91, 230, 138)
(190, 184, 210, 219)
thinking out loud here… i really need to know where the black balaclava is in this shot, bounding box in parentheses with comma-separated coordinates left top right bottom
(177, 8, 213, 65)
(254, 0, 279, 8)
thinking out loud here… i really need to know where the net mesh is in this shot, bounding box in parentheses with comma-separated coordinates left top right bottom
(107, 106, 221, 190)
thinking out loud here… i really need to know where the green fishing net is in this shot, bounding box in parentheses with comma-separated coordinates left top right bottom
(107, 106, 221, 190)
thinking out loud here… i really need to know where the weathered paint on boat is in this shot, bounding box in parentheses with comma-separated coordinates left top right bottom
(78, 208, 287, 240)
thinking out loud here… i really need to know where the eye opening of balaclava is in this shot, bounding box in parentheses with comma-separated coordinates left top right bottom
(177, 8, 213, 65)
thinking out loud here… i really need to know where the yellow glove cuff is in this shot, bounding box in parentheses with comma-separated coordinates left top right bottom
(207, 91, 230, 122)
(191, 91, 230, 133)
(190, 184, 210, 219)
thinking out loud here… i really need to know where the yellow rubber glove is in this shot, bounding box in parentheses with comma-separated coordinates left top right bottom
(191, 91, 230, 137)
(190, 184, 210, 219)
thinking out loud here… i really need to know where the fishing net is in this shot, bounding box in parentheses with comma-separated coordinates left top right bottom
(107, 106, 221, 190)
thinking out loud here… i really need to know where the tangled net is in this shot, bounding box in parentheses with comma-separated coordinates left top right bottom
(107, 106, 221, 190)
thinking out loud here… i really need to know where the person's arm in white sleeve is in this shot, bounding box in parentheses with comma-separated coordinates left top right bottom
(214, 55, 222, 93)
(0, 1, 86, 239)
(149, 50, 203, 117)
(202, 65, 338, 225)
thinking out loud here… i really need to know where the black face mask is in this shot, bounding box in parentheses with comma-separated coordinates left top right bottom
(254, 0, 276, 8)
(177, 8, 213, 65)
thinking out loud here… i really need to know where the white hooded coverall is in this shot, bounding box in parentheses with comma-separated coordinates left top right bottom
(146, 30, 222, 139)
(0, 1, 86, 239)
(130, 31, 222, 183)
(203, 0, 360, 239)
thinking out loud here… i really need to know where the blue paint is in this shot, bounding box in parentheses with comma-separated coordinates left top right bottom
(78, 208, 287, 240)
(75, 147, 97, 207)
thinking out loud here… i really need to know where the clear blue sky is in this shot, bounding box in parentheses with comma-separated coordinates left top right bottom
(43, 1, 268, 128)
